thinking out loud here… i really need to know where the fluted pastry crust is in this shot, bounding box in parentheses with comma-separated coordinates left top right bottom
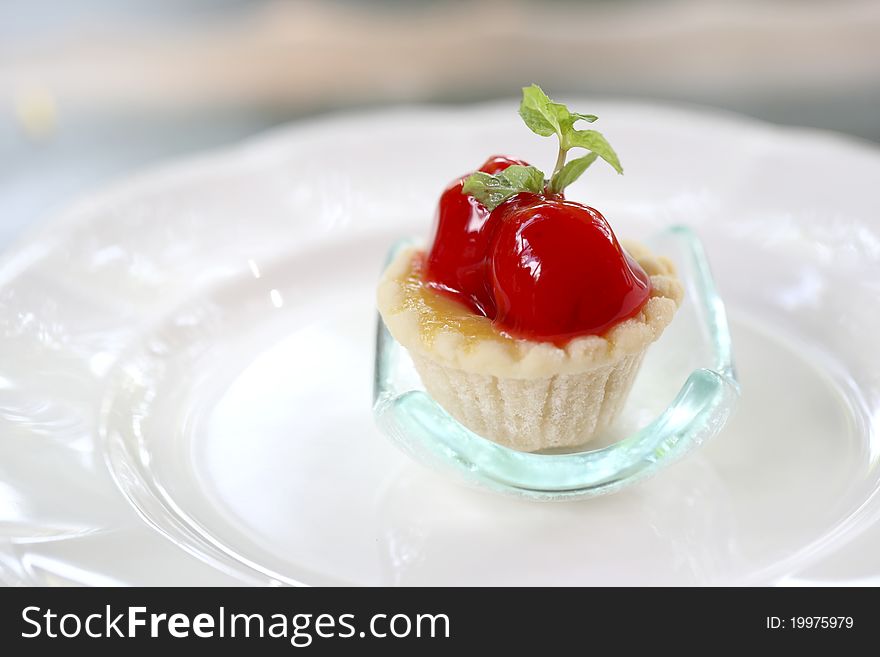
(377, 240, 683, 450)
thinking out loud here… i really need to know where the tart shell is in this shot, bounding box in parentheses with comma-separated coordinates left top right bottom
(376, 241, 684, 451)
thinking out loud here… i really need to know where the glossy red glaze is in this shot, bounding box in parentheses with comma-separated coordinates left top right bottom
(424, 156, 651, 344)
(489, 198, 651, 343)
(478, 154, 530, 175)
(423, 155, 527, 315)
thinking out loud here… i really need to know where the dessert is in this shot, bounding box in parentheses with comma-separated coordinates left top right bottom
(377, 85, 683, 452)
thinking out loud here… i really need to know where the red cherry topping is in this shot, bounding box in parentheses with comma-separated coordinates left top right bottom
(478, 154, 530, 175)
(424, 155, 527, 316)
(489, 196, 650, 343)
(423, 156, 651, 344)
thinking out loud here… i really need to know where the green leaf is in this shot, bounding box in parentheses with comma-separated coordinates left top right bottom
(515, 84, 623, 193)
(570, 112, 598, 123)
(563, 129, 623, 174)
(498, 164, 545, 192)
(461, 165, 545, 210)
(549, 153, 598, 193)
(518, 84, 567, 137)
(559, 112, 598, 136)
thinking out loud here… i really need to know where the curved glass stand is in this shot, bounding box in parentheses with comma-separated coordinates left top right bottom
(373, 226, 739, 499)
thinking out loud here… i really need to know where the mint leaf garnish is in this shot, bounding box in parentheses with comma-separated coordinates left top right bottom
(550, 153, 598, 193)
(459, 86, 622, 207)
(517, 84, 622, 194)
(518, 84, 568, 137)
(462, 164, 545, 210)
(568, 112, 599, 124)
(563, 130, 622, 175)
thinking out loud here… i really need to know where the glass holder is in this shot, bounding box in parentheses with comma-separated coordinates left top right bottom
(373, 226, 739, 499)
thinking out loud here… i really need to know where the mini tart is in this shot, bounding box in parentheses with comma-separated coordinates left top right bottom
(377, 241, 684, 452)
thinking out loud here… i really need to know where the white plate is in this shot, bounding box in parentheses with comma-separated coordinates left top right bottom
(1, 100, 879, 586)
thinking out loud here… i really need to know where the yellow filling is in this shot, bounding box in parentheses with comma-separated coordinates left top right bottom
(395, 252, 517, 350)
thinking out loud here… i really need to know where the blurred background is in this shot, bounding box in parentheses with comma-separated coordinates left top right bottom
(2, 0, 879, 249)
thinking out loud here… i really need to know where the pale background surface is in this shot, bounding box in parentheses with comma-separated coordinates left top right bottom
(1, 0, 880, 587)
(1, 0, 879, 248)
